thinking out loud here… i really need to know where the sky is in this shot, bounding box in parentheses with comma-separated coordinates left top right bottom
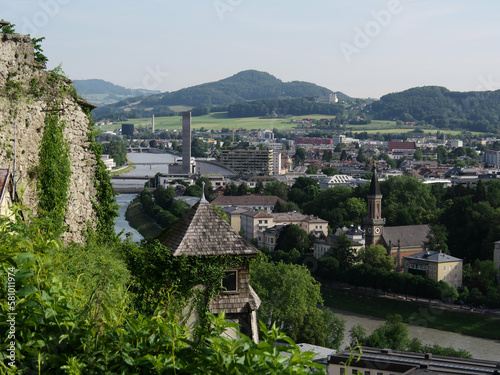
(2, 0, 500, 98)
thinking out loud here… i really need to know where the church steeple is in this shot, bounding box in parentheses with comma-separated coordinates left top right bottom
(364, 167, 385, 246)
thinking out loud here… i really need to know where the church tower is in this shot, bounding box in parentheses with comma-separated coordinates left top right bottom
(363, 168, 385, 246)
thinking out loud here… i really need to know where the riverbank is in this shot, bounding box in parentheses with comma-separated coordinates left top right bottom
(125, 197, 164, 238)
(110, 164, 136, 176)
(322, 283, 500, 341)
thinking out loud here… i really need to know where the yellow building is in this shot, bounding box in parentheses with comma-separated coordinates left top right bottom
(403, 250, 463, 288)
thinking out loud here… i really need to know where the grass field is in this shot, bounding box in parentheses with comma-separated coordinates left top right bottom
(322, 287, 500, 340)
(98, 112, 484, 136)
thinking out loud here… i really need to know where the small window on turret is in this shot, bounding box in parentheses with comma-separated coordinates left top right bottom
(222, 270, 238, 292)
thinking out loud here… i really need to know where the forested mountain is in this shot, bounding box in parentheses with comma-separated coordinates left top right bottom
(227, 97, 344, 117)
(73, 79, 160, 106)
(91, 70, 349, 120)
(369, 86, 500, 133)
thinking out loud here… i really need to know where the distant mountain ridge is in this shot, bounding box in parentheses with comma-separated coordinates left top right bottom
(369, 86, 500, 133)
(72, 79, 160, 107)
(90, 70, 349, 120)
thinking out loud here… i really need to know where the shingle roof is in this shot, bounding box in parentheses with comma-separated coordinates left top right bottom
(382, 224, 431, 248)
(368, 168, 381, 196)
(211, 194, 284, 206)
(405, 250, 462, 263)
(157, 201, 260, 256)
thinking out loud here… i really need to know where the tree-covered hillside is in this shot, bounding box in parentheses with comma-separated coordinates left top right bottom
(227, 97, 344, 118)
(369, 86, 500, 133)
(92, 70, 349, 121)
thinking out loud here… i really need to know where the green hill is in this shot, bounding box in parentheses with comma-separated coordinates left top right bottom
(370, 86, 500, 133)
(72, 79, 160, 107)
(91, 70, 350, 121)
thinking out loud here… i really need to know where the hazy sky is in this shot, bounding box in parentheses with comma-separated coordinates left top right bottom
(3, 0, 500, 98)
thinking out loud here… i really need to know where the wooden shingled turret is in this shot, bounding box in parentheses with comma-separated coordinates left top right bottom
(157, 183, 261, 342)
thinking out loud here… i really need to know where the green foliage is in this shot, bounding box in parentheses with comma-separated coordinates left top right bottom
(228, 97, 344, 118)
(284, 306, 345, 350)
(370, 86, 500, 133)
(358, 244, 394, 271)
(103, 140, 127, 166)
(87, 110, 119, 242)
(329, 233, 357, 270)
(355, 314, 472, 358)
(303, 186, 366, 229)
(37, 107, 71, 234)
(250, 256, 323, 328)
(380, 175, 438, 226)
(276, 224, 310, 253)
(365, 314, 410, 350)
(0, 20, 16, 34)
(31, 37, 48, 66)
(0, 214, 324, 373)
(263, 180, 288, 201)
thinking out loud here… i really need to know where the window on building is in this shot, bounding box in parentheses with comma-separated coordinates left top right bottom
(340, 369, 345, 375)
(434, 265, 436, 271)
(364, 372, 371, 375)
(443, 275, 446, 281)
(455, 274, 457, 279)
(443, 265, 446, 270)
(455, 264, 458, 270)
(222, 270, 238, 292)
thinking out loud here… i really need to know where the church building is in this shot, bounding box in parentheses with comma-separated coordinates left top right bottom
(364, 169, 432, 270)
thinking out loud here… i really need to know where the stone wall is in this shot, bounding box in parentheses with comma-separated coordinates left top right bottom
(0, 32, 99, 243)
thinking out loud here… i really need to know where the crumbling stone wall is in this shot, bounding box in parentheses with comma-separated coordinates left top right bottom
(0, 33, 99, 243)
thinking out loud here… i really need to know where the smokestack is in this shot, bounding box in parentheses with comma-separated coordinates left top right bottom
(152, 114, 155, 132)
(182, 111, 191, 174)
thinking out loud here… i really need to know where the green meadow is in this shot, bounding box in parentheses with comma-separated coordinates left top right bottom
(99, 112, 483, 136)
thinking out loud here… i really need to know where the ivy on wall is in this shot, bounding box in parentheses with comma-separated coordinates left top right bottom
(85, 108, 119, 242)
(122, 240, 251, 329)
(37, 104, 71, 234)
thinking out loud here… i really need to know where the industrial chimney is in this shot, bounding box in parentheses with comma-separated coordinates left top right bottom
(182, 111, 191, 174)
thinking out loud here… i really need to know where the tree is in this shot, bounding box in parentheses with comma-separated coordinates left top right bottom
(322, 167, 339, 176)
(414, 149, 423, 161)
(294, 147, 306, 165)
(273, 200, 300, 213)
(184, 184, 202, 197)
(329, 232, 357, 270)
(236, 182, 250, 195)
(323, 150, 333, 162)
(263, 181, 288, 200)
(359, 244, 394, 271)
(250, 256, 323, 329)
(283, 307, 345, 350)
(276, 225, 310, 253)
(305, 166, 318, 174)
(364, 314, 410, 351)
(348, 324, 367, 348)
(153, 185, 176, 210)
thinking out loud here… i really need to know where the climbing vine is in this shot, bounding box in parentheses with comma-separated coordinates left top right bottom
(37, 103, 71, 234)
(85, 108, 119, 242)
(122, 240, 251, 330)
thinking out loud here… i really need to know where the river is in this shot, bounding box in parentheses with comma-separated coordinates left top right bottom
(330, 308, 500, 362)
(112, 152, 500, 362)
